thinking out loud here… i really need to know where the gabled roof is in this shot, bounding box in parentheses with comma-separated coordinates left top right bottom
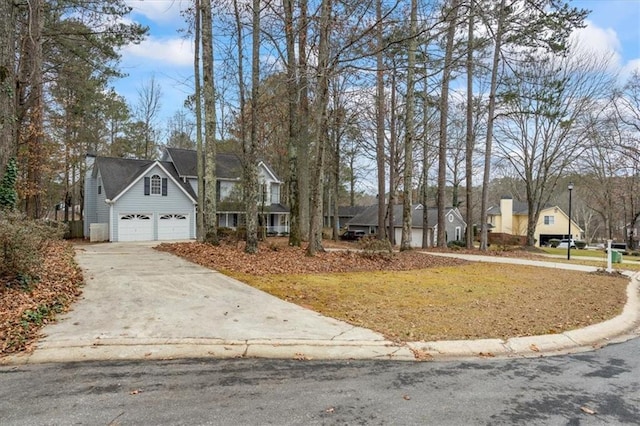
(92, 157, 196, 201)
(164, 148, 198, 177)
(258, 160, 282, 184)
(348, 204, 464, 229)
(164, 148, 271, 181)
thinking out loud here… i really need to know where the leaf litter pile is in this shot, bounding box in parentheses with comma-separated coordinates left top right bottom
(158, 240, 629, 342)
(0, 241, 83, 356)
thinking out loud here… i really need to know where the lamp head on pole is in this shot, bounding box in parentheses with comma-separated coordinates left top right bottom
(568, 182, 574, 191)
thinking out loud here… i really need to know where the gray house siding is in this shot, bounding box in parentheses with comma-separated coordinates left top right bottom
(111, 165, 196, 242)
(83, 158, 97, 237)
(95, 171, 110, 225)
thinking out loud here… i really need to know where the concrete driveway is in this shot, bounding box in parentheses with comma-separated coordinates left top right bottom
(17, 242, 407, 363)
(5, 243, 638, 365)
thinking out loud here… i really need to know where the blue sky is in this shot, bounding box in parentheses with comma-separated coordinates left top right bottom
(114, 0, 640, 126)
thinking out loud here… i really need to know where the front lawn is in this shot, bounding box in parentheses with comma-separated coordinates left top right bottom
(159, 241, 629, 342)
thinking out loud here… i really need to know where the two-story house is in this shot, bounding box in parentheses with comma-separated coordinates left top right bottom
(83, 148, 289, 242)
(487, 196, 583, 246)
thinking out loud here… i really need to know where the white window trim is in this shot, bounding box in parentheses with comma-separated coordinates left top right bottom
(151, 174, 162, 196)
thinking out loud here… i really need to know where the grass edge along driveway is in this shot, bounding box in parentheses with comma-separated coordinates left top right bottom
(232, 263, 628, 342)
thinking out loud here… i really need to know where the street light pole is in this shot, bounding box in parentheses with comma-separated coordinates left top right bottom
(567, 182, 574, 260)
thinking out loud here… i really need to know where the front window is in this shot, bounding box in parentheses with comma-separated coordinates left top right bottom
(151, 175, 161, 195)
(544, 215, 554, 225)
(271, 183, 280, 204)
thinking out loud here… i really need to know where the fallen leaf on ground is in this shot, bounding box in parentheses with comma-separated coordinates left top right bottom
(580, 406, 597, 415)
(293, 352, 310, 361)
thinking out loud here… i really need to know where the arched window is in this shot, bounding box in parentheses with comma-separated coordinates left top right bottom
(151, 174, 161, 195)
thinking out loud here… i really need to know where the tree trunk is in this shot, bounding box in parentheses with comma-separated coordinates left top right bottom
(400, 0, 418, 251)
(245, 0, 260, 254)
(297, 0, 310, 241)
(421, 63, 430, 248)
(0, 0, 16, 177)
(436, 0, 460, 248)
(194, 0, 204, 241)
(480, 0, 507, 251)
(201, 0, 218, 244)
(332, 83, 341, 241)
(24, 0, 44, 218)
(387, 70, 397, 245)
(465, 0, 475, 248)
(284, 0, 300, 247)
(375, 0, 386, 241)
(306, 0, 332, 256)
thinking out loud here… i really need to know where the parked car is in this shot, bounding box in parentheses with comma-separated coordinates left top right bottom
(340, 230, 366, 241)
(557, 239, 576, 249)
(606, 242, 629, 255)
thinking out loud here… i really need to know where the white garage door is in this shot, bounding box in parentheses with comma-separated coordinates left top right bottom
(118, 214, 154, 241)
(157, 214, 190, 240)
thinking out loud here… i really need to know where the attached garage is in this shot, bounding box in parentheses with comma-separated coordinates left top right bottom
(157, 213, 190, 240)
(118, 214, 154, 241)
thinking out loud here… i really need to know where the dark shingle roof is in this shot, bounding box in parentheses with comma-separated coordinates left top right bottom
(217, 153, 243, 180)
(93, 157, 196, 200)
(348, 204, 460, 228)
(338, 206, 369, 217)
(268, 203, 290, 213)
(487, 200, 535, 215)
(164, 148, 245, 180)
(164, 148, 198, 177)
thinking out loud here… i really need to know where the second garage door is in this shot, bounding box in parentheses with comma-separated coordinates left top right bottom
(157, 214, 190, 240)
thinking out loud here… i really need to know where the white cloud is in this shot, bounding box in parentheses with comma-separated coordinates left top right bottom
(569, 19, 622, 69)
(621, 59, 640, 81)
(126, 0, 187, 23)
(122, 37, 194, 67)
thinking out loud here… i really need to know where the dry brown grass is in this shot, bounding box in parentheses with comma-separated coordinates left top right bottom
(158, 240, 630, 342)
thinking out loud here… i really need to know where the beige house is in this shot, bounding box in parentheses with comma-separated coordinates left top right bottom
(487, 196, 584, 247)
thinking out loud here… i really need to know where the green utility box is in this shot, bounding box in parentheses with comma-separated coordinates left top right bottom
(611, 250, 622, 263)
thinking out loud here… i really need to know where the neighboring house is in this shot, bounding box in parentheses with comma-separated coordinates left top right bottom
(84, 148, 289, 242)
(324, 206, 370, 229)
(346, 204, 466, 247)
(487, 196, 584, 246)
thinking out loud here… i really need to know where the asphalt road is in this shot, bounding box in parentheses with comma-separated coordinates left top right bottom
(2, 338, 639, 425)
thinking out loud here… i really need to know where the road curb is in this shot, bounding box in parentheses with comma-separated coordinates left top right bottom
(2, 261, 639, 365)
(406, 271, 640, 361)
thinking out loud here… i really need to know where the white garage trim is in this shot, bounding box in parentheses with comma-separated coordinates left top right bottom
(118, 213, 154, 241)
(157, 213, 190, 240)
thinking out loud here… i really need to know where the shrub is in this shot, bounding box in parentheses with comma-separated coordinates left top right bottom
(217, 227, 236, 244)
(548, 238, 561, 248)
(0, 212, 66, 283)
(357, 236, 393, 260)
(447, 240, 465, 249)
(0, 158, 18, 211)
(575, 240, 587, 249)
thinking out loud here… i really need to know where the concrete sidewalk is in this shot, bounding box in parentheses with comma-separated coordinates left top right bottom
(2, 244, 639, 365)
